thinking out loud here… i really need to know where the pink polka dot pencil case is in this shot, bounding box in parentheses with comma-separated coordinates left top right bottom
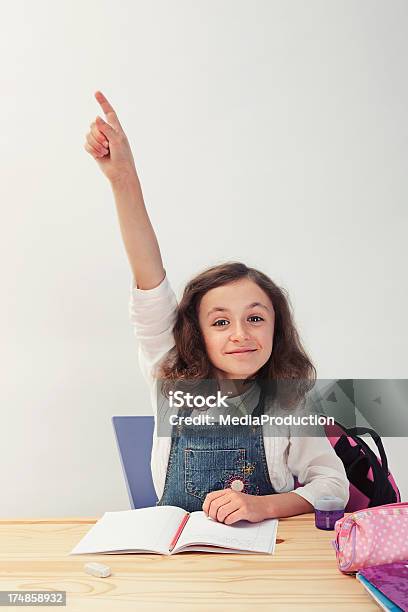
(333, 502, 408, 573)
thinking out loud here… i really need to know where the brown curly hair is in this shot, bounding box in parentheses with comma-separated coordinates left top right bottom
(157, 262, 316, 405)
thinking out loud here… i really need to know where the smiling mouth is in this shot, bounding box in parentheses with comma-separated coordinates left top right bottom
(226, 349, 257, 354)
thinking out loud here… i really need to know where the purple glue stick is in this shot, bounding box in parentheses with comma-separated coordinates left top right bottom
(314, 496, 345, 530)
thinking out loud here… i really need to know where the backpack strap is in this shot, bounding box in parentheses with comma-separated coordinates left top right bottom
(334, 434, 375, 500)
(332, 422, 397, 507)
(346, 426, 389, 474)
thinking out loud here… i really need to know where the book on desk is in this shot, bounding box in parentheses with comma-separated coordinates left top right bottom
(356, 562, 408, 612)
(69, 505, 278, 556)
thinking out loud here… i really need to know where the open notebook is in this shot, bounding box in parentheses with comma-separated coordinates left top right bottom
(69, 506, 278, 556)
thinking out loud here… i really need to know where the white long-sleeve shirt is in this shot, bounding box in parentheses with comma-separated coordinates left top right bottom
(129, 271, 350, 508)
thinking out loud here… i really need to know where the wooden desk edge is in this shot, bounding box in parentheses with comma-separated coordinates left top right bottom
(0, 518, 100, 525)
(0, 514, 322, 525)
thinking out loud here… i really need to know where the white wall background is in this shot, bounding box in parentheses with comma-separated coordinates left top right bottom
(1, 0, 407, 517)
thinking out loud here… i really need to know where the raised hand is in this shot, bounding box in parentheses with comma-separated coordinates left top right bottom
(84, 91, 137, 184)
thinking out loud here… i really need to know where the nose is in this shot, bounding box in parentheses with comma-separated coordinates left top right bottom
(228, 321, 250, 342)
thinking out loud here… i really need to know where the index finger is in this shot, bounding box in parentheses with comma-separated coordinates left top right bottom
(94, 90, 122, 130)
(202, 489, 229, 514)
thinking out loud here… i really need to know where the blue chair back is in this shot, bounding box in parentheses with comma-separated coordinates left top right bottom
(112, 416, 158, 509)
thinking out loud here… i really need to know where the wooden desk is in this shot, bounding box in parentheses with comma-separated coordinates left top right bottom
(0, 514, 376, 611)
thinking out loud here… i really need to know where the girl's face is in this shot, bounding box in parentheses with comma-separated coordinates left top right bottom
(198, 278, 275, 380)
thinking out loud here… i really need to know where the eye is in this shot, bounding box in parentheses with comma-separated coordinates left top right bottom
(212, 316, 264, 327)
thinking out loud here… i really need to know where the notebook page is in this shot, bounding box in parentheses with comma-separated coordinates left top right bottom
(174, 511, 278, 554)
(177, 545, 258, 554)
(69, 506, 186, 555)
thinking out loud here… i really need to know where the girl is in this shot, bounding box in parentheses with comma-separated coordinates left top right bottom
(84, 91, 349, 524)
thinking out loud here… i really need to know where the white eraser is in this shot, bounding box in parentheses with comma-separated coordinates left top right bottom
(84, 562, 111, 578)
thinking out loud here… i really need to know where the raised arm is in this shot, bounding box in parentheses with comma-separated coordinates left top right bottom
(84, 91, 165, 290)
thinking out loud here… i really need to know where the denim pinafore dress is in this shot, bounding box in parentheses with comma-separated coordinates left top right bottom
(156, 382, 277, 512)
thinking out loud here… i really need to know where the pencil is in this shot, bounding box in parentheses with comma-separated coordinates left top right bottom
(169, 512, 190, 552)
